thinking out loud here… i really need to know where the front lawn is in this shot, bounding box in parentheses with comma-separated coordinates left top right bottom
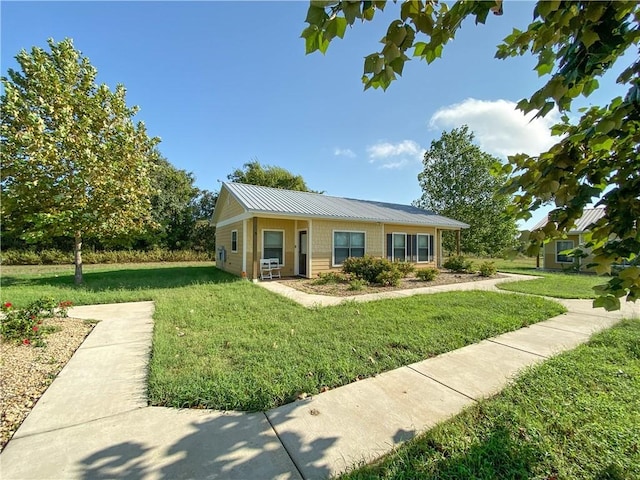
(341, 319, 640, 479)
(0, 263, 566, 411)
(497, 272, 605, 299)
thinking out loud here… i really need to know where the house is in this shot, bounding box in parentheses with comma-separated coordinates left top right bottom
(211, 182, 469, 280)
(532, 207, 606, 271)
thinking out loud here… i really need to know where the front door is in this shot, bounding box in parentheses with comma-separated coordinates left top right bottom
(299, 231, 307, 277)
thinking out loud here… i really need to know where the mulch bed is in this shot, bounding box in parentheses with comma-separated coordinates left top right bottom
(278, 271, 506, 297)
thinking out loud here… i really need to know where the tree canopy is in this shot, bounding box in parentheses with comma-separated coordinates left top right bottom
(227, 159, 320, 192)
(1, 38, 158, 283)
(303, 1, 640, 309)
(415, 126, 518, 256)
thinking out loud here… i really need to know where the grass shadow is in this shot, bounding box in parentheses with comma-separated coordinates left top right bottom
(1, 265, 239, 292)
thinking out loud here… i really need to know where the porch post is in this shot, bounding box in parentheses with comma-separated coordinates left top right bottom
(252, 217, 258, 280)
(456, 230, 461, 256)
(308, 219, 313, 278)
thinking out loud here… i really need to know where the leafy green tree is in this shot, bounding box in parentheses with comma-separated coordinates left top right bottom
(415, 126, 518, 256)
(1, 38, 158, 284)
(303, 1, 639, 309)
(228, 159, 320, 192)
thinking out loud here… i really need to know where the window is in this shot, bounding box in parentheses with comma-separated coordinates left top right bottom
(393, 233, 406, 261)
(333, 231, 365, 266)
(231, 230, 238, 252)
(263, 230, 284, 265)
(556, 240, 574, 263)
(417, 234, 433, 262)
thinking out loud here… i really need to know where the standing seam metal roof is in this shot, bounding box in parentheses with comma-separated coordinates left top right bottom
(220, 182, 469, 228)
(531, 207, 606, 232)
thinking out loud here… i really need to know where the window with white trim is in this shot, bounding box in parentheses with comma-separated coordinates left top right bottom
(231, 230, 238, 252)
(393, 233, 406, 261)
(333, 231, 365, 266)
(417, 234, 433, 262)
(556, 240, 574, 263)
(263, 230, 284, 265)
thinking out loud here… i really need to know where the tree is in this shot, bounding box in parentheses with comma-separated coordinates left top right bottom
(415, 126, 518, 256)
(228, 159, 320, 192)
(303, 1, 639, 309)
(1, 38, 158, 284)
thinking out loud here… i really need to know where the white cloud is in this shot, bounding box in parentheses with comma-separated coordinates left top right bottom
(366, 140, 424, 169)
(429, 98, 559, 157)
(334, 147, 356, 158)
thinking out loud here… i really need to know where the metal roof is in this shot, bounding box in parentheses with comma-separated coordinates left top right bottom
(531, 207, 606, 233)
(218, 182, 469, 229)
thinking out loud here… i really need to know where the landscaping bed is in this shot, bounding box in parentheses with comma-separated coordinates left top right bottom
(278, 271, 507, 297)
(0, 317, 95, 451)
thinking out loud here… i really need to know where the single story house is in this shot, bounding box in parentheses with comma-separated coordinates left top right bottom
(212, 182, 469, 280)
(532, 207, 606, 271)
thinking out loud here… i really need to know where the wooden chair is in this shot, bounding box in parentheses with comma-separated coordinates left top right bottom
(260, 258, 282, 280)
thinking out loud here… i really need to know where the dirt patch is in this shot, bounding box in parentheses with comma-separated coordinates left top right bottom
(278, 271, 506, 297)
(0, 317, 95, 451)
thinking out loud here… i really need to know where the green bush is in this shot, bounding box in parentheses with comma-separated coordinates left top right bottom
(395, 261, 415, 277)
(313, 271, 347, 285)
(342, 255, 397, 284)
(479, 261, 497, 277)
(1, 297, 72, 345)
(347, 278, 368, 291)
(375, 268, 402, 286)
(0, 248, 214, 265)
(416, 268, 439, 281)
(443, 255, 475, 273)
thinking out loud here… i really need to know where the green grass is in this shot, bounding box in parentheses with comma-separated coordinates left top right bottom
(341, 319, 640, 480)
(1, 263, 565, 412)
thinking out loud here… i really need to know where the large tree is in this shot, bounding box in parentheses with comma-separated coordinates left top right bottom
(1, 38, 158, 284)
(303, 1, 639, 309)
(416, 126, 518, 256)
(228, 159, 320, 192)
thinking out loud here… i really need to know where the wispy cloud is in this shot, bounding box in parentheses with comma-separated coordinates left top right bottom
(429, 98, 559, 158)
(366, 140, 424, 169)
(334, 147, 356, 158)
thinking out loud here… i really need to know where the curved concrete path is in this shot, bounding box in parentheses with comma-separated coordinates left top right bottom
(1, 284, 638, 479)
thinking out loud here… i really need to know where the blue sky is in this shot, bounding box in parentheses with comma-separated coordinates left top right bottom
(1, 1, 629, 229)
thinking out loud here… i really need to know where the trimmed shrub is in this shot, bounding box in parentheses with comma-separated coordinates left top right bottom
(0, 248, 214, 265)
(395, 261, 415, 277)
(313, 271, 347, 285)
(416, 268, 439, 281)
(443, 255, 475, 273)
(479, 261, 498, 277)
(347, 278, 367, 291)
(375, 268, 402, 287)
(342, 255, 397, 284)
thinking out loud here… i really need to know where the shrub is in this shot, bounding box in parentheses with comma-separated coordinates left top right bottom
(0, 298, 72, 345)
(479, 261, 498, 277)
(375, 268, 402, 287)
(348, 278, 368, 291)
(342, 255, 396, 284)
(0, 248, 214, 265)
(443, 255, 475, 273)
(395, 261, 415, 277)
(416, 268, 439, 281)
(313, 271, 347, 285)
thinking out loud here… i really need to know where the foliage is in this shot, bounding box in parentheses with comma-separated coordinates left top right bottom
(415, 126, 518, 256)
(313, 271, 348, 285)
(342, 255, 397, 284)
(443, 255, 475, 273)
(499, 272, 610, 300)
(375, 268, 402, 287)
(227, 159, 320, 192)
(0, 297, 71, 345)
(302, 1, 640, 308)
(0, 248, 214, 265)
(0, 38, 158, 284)
(394, 260, 415, 277)
(347, 278, 367, 291)
(342, 320, 640, 480)
(479, 261, 498, 277)
(415, 268, 439, 282)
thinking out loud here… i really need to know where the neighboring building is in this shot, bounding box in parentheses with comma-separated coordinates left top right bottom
(211, 182, 469, 280)
(532, 207, 606, 271)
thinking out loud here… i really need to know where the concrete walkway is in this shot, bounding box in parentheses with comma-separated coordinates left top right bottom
(1, 286, 638, 479)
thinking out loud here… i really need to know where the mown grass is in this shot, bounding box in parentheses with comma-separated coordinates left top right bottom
(0, 263, 565, 411)
(341, 319, 640, 480)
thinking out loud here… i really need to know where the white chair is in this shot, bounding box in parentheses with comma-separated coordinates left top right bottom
(260, 258, 273, 280)
(269, 258, 281, 279)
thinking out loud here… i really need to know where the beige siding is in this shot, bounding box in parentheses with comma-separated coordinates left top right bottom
(255, 218, 297, 277)
(216, 221, 245, 277)
(384, 224, 439, 268)
(544, 234, 580, 270)
(216, 189, 246, 223)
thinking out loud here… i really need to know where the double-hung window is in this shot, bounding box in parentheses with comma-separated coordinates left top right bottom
(417, 234, 433, 262)
(556, 240, 574, 264)
(333, 231, 365, 266)
(231, 230, 238, 252)
(263, 230, 284, 265)
(393, 233, 407, 261)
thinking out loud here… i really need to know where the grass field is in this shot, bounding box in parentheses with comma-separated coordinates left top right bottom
(1, 262, 565, 411)
(341, 319, 640, 479)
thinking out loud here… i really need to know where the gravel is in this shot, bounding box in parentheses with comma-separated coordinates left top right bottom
(0, 317, 96, 451)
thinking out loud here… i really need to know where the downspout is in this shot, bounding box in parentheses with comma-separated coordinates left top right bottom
(242, 219, 247, 276)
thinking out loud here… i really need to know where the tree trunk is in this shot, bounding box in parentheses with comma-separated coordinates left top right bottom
(74, 232, 83, 285)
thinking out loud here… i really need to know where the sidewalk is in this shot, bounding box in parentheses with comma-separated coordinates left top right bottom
(1, 285, 638, 479)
